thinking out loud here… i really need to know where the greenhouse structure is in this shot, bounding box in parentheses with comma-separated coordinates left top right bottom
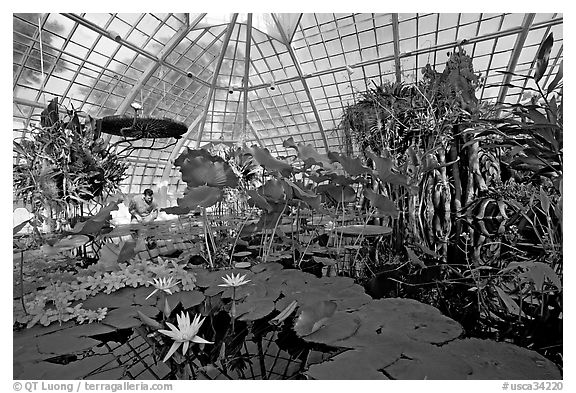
(12, 13, 563, 381)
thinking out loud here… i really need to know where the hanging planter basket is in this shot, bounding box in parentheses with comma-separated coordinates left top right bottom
(97, 116, 188, 139)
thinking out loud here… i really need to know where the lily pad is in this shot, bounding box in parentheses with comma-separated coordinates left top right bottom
(102, 305, 156, 329)
(306, 350, 389, 380)
(66, 323, 116, 338)
(82, 287, 136, 309)
(382, 341, 473, 379)
(236, 297, 276, 321)
(358, 298, 463, 345)
(443, 338, 562, 380)
(37, 332, 99, 355)
(301, 312, 360, 345)
(334, 224, 392, 237)
(234, 261, 252, 268)
(165, 290, 205, 310)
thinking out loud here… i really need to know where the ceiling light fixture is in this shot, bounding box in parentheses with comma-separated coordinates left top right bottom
(269, 79, 276, 91)
(346, 65, 355, 75)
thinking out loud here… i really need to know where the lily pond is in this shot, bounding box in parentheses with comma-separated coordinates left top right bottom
(13, 215, 561, 380)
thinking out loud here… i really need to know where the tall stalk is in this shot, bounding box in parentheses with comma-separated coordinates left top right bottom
(202, 207, 214, 269)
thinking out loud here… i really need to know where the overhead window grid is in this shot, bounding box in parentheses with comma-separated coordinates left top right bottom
(248, 37, 312, 141)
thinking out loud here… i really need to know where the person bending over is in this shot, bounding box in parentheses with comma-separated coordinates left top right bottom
(129, 188, 159, 223)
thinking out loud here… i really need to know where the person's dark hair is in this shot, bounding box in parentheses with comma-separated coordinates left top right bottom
(143, 189, 154, 196)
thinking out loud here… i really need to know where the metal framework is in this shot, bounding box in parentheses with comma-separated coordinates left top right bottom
(12, 12, 563, 195)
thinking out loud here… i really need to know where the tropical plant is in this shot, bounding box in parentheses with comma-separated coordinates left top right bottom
(13, 98, 128, 233)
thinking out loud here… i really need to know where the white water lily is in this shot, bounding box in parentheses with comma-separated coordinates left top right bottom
(218, 273, 251, 287)
(158, 312, 213, 362)
(146, 277, 179, 299)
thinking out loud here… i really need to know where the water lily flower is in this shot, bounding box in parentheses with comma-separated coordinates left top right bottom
(158, 312, 213, 362)
(146, 277, 179, 299)
(218, 273, 251, 287)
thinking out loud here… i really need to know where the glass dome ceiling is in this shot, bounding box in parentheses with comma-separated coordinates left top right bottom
(13, 13, 563, 195)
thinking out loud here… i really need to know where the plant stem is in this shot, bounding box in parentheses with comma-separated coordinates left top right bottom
(229, 214, 251, 267)
(265, 202, 287, 262)
(256, 336, 267, 379)
(202, 208, 214, 269)
(231, 287, 236, 332)
(20, 250, 27, 315)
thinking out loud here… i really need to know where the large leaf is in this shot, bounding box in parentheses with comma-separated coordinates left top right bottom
(246, 189, 272, 212)
(247, 146, 293, 176)
(41, 234, 91, 256)
(260, 179, 288, 203)
(367, 152, 408, 186)
(302, 311, 360, 345)
(363, 189, 399, 218)
(175, 149, 238, 188)
(495, 286, 525, 318)
(328, 152, 371, 177)
(534, 33, 554, 83)
(284, 179, 324, 211)
(503, 261, 562, 292)
(295, 143, 334, 169)
(443, 338, 561, 380)
(177, 185, 223, 209)
(317, 184, 356, 204)
(69, 201, 119, 235)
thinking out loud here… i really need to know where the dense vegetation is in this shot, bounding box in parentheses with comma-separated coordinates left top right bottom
(13, 36, 562, 378)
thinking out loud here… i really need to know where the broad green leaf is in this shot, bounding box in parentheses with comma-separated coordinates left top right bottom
(70, 201, 119, 235)
(177, 185, 223, 209)
(363, 189, 399, 218)
(246, 189, 272, 212)
(328, 152, 371, 177)
(495, 286, 525, 318)
(247, 146, 293, 176)
(534, 33, 554, 83)
(317, 184, 356, 204)
(547, 60, 563, 94)
(175, 148, 238, 188)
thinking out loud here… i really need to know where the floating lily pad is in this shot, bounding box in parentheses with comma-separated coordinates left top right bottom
(204, 285, 227, 297)
(66, 323, 116, 338)
(237, 297, 276, 321)
(443, 338, 562, 380)
(82, 287, 137, 309)
(358, 298, 463, 345)
(234, 261, 252, 268)
(306, 350, 389, 380)
(37, 332, 99, 355)
(165, 290, 205, 310)
(301, 312, 360, 345)
(102, 305, 156, 329)
(382, 341, 473, 380)
(335, 224, 392, 237)
(251, 262, 283, 274)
